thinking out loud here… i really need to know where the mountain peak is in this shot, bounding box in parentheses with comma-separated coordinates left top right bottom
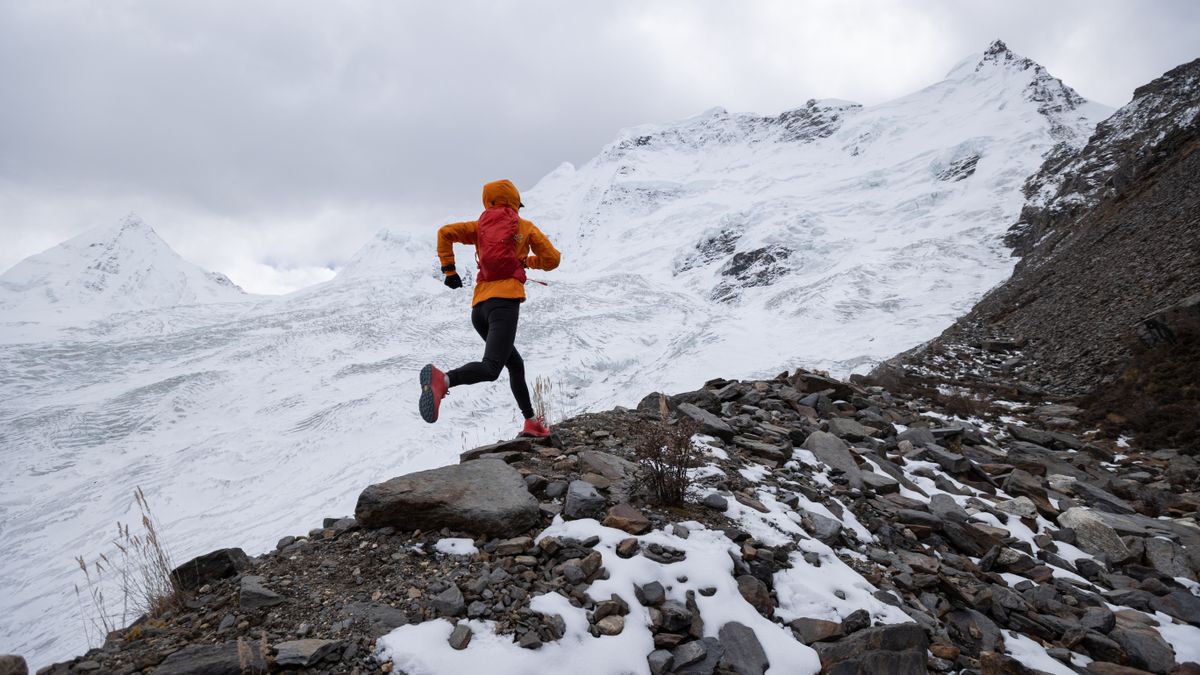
(0, 215, 246, 315)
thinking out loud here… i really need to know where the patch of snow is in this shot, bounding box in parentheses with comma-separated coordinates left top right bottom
(434, 538, 478, 556)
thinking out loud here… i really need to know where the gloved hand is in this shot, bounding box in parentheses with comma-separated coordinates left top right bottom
(444, 273, 463, 289)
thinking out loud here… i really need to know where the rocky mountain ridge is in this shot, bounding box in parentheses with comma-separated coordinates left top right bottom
(29, 369, 1200, 675)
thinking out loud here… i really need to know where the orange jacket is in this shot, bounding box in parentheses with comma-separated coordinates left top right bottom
(437, 180, 561, 307)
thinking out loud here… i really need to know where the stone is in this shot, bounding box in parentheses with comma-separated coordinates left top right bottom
(239, 575, 284, 610)
(1145, 537, 1195, 579)
(941, 521, 1002, 558)
(459, 438, 532, 462)
(340, 601, 410, 637)
(860, 471, 901, 494)
(825, 650, 927, 674)
(995, 496, 1039, 519)
(946, 608, 1003, 658)
(431, 584, 465, 617)
(564, 480, 607, 520)
(580, 450, 637, 481)
(825, 417, 872, 440)
(1058, 508, 1131, 562)
(602, 504, 651, 534)
(929, 493, 969, 523)
(922, 446, 971, 473)
(702, 493, 729, 511)
(673, 640, 708, 668)
(636, 581, 666, 606)
(596, 615, 625, 636)
(355, 459, 539, 537)
(841, 608, 870, 635)
(494, 536, 533, 556)
(648, 649, 674, 675)
(170, 548, 250, 592)
(1084, 663, 1159, 674)
(677, 402, 735, 441)
(801, 431, 861, 486)
(736, 575, 773, 618)
(616, 537, 640, 558)
(897, 427, 936, 446)
(153, 642, 263, 675)
(676, 637, 725, 675)
(789, 618, 843, 644)
(1109, 626, 1176, 673)
(518, 631, 542, 649)
(812, 623, 929, 669)
(733, 437, 789, 462)
(448, 624, 472, 650)
(0, 656, 26, 675)
(274, 639, 342, 668)
(800, 511, 843, 544)
(1080, 607, 1116, 634)
(659, 601, 694, 633)
(1151, 589, 1200, 625)
(718, 622, 770, 675)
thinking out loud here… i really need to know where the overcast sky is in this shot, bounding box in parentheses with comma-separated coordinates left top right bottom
(2, 1, 1197, 293)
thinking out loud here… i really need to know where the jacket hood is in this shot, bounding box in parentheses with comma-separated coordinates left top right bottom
(482, 180, 522, 211)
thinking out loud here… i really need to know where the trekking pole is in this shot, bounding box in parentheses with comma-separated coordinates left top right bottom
(527, 278, 549, 287)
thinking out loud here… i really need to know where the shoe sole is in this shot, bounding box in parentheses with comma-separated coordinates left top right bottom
(419, 364, 438, 423)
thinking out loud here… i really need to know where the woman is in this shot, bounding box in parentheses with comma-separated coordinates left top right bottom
(419, 179, 561, 437)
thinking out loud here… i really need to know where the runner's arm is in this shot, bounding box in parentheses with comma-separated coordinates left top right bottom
(524, 224, 561, 271)
(437, 221, 478, 275)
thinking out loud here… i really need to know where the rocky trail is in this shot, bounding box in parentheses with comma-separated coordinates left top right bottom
(25, 368, 1200, 675)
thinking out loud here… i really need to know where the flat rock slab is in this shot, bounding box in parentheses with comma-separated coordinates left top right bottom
(459, 438, 532, 463)
(355, 459, 539, 537)
(153, 642, 263, 675)
(677, 402, 734, 441)
(274, 639, 343, 668)
(580, 450, 637, 480)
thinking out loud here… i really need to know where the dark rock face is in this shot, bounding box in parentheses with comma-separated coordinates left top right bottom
(813, 623, 928, 673)
(355, 459, 539, 537)
(170, 548, 249, 592)
(717, 622, 769, 675)
(152, 643, 263, 674)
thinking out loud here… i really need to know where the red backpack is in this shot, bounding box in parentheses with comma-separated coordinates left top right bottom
(475, 206, 527, 284)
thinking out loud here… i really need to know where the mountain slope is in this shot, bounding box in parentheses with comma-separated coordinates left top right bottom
(0, 214, 247, 319)
(0, 42, 1118, 668)
(523, 39, 1109, 375)
(875, 57, 1200, 402)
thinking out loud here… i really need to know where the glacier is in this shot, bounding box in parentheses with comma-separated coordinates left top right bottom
(0, 41, 1112, 667)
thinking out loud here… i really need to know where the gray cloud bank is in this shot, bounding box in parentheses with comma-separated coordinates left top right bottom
(1, 0, 1197, 293)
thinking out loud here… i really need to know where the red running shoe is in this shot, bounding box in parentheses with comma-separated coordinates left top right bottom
(419, 364, 448, 423)
(520, 416, 551, 438)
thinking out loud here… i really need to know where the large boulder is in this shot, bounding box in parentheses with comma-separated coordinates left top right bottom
(170, 548, 249, 592)
(355, 459, 539, 537)
(812, 623, 928, 672)
(676, 402, 735, 441)
(153, 642, 263, 674)
(1058, 508, 1131, 562)
(801, 431, 861, 486)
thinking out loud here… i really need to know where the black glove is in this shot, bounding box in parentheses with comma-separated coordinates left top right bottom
(444, 273, 462, 289)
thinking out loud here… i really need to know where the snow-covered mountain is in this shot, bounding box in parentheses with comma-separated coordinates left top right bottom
(0, 214, 246, 320)
(0, 41, 1113, 667)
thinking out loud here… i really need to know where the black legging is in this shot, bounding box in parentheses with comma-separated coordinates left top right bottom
(446, 298, 534, 419)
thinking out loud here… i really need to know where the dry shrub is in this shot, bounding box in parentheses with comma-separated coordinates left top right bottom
(1082, 313, 1200, 453)
(629, 395, 701, 506)
(933, 391, 996, 419)
(74, 487, 185, 644)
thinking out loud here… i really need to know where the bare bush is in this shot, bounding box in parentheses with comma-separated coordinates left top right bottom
(532, 375, 555, 423)
(74, 487, 185, 644)
(630, 395, 701, 506)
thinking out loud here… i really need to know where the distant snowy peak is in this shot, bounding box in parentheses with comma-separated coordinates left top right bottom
(335, 228, 438, 281)
(600, 97, 864, 162)
(0, 214, 246, 314)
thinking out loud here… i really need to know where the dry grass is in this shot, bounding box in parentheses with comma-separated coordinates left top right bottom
(629, 395, 701, 506)
(74, 487, 186, 644)
(532, 375, 554, 423)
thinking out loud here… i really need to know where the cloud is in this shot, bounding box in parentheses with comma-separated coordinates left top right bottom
(1, 0, 1196, 292)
